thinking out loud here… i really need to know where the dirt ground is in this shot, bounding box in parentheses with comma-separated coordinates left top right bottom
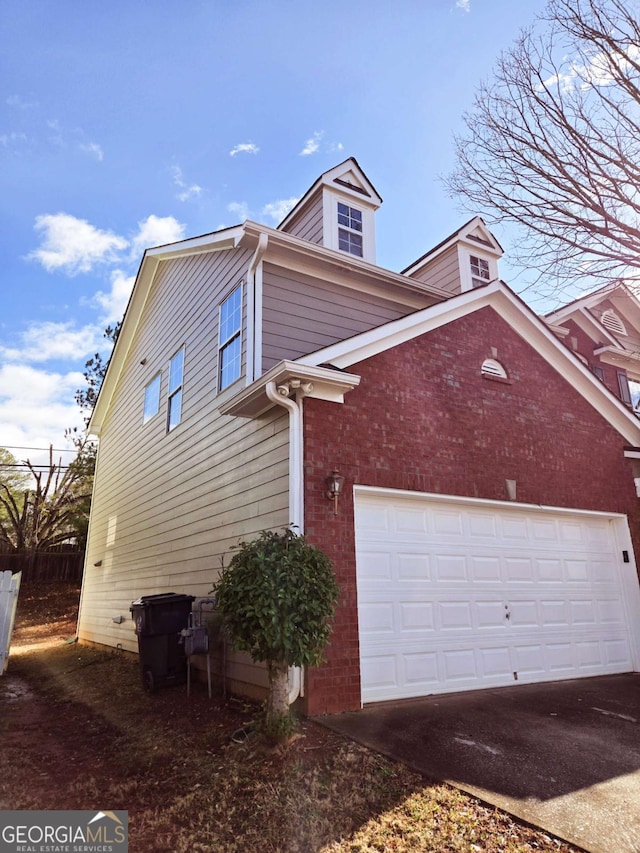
(0, 583, 581, 852)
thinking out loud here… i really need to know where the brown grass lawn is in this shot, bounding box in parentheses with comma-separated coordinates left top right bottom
(0, 584, 581, 852)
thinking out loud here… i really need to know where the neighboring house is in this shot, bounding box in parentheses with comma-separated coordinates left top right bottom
(545, 281, 640, 410)
(77, 158, 640, 715)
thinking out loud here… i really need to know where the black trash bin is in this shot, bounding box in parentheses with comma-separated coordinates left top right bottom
(130, 593, 195, 692)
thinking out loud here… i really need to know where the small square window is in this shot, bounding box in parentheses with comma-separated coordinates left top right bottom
(143, 374, 161, 424)
(167, 347, 184, 431)
(470, 255, 490, 287)
(219, 285, 242, 390)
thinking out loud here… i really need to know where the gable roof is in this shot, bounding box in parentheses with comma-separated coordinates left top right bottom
(402, 216, 504, 277)
(277, 157, 382, 232)
(224, 279, 640, 444)
(89, 217, 451, 435)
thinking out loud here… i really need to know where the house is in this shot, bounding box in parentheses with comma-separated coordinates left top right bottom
(77, 158, 640, 715)
(545, 281, 640, 409)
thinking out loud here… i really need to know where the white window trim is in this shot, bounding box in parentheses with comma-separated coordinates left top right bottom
(143, 373, 162, 424)
(323, 192, 376, 263)
(167, 346, 185, 432)
(218, 283, 243, 391)
(458, 246, 498, 293)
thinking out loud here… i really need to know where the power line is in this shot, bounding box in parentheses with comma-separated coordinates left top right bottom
(2, 444, 95, 453)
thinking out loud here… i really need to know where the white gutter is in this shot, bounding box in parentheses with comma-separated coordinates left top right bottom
(265, 379, 305, 704)
(246, 233, 269, 385)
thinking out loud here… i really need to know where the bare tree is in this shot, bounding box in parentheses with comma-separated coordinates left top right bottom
(446, 0, 640, 301)
(0, 444, 93, 554)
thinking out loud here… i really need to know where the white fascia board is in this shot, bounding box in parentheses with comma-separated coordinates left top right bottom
(220, 360, 361, 419)
(545, 281, 630, 323)
(299, 279, 640, 445)
(403, 216, 501, 278)
(90, 226, 247, 435)
(595, 345, 640, 380)
(243, 221, 451, 303)
(89, 254, 159, 435)
(298, 282, 500, 369)
(145, 226, 244, 260)
(550, 305, 620, 348)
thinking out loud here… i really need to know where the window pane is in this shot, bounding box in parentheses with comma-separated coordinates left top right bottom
(618, 371, 632, 405)
(169, 348, 184, 394)
(349, 208, 363, 231)
(470, 256, 490, 279)
(220, 286, 242, 344)
(143, 374, 161, 423)
(167, 388, 182, 431)
(339, 229, 363, 257)
(220, 335, 241, 389)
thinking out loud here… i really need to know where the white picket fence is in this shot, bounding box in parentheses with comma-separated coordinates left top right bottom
(0, 570, 21, 674)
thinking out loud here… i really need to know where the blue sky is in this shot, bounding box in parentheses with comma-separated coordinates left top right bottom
(0, 0, 547, 465)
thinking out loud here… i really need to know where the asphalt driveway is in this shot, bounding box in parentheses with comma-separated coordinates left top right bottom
(319, 674, 640, 853)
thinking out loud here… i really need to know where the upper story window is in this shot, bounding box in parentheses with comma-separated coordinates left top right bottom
(618, 370, 632, 406)
(219, 285, 242, 390)
(337, 202, 363, 257)
(470, 255, 491, 288)
(167, 347, 184, 431)
(143, 374, 161, 424)
(601, 309, 627, 337)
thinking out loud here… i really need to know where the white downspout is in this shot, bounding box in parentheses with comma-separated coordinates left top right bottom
(265, 379, 305, 704)
(245, 233, 268, 385)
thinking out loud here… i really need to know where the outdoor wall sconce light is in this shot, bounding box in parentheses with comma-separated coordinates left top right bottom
(325, 470, 345, 514)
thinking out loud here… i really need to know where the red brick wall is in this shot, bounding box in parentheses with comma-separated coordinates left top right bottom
(302, 306, 640, 715)
(559, 317, 629, 404)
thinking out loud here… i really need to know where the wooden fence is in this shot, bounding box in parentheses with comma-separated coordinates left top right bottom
(0, 545, 84, 584)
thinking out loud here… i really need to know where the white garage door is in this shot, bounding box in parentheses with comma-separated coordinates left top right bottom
(355, 490, 640, 704)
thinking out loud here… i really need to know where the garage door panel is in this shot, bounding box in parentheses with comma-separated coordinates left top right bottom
(356, 492, 637, 703)
(399, 601, 435, 631)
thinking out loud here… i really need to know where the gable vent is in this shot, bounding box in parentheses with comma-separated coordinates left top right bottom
(481, 358, 507, 379)
(601, 309, 627, 337)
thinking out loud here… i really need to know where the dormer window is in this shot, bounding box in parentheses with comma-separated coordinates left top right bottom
(470, 255, 491, 288)
(337, 202, 363, 257)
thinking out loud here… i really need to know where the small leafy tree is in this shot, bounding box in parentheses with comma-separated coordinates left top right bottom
(212, 528, 339, 736)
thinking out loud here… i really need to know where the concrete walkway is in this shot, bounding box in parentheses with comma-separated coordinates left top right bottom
(319, 674, 640, 853)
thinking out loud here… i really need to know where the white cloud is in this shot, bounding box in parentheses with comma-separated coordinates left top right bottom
(230, 142, 260, 157)
(0, 364, 87, 454)
(130, 214, 185, 257)
(28, 213, 128, 274)
(91, 269, 136, 324)
(0, 321, 102, 364)
(262, 197, 299, 224)
(0, 131, 29, 148)
(171, 165, 203, 202)
(228, 201, 250, 221)
(300, 131, 324, 156)
(542, 45, 640, 93)
(79, 141, 104, 161)
(456, 0, 470, 11)
(6, 94, 37, 109)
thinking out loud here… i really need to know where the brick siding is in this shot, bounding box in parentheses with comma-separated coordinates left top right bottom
(302, 305, 640, 714)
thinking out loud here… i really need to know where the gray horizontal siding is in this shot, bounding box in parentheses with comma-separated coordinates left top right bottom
(261, 263, 414, 369)
(407, 246, 461, 294)
(280, 191, 323, 245)
(78, 246, 288, 698)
